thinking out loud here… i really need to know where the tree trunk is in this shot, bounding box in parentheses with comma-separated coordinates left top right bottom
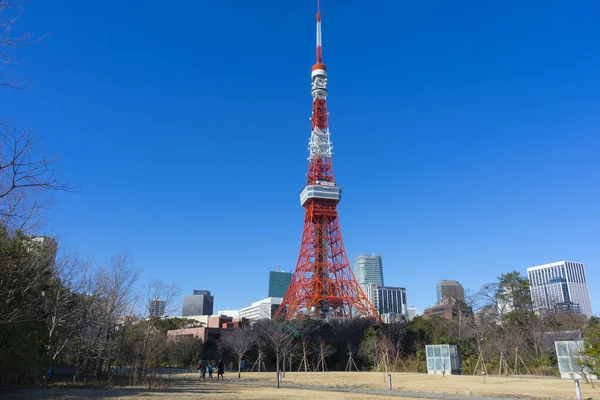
(276, 352, 280, 388)
(238, 357, 242, 379)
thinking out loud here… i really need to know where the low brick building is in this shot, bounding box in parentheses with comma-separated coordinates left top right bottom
(167, 315, 248, 342)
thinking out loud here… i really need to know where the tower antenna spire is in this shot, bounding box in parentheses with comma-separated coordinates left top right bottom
(316, 0, 323, 64)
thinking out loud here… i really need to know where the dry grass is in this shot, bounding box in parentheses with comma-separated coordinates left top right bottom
(5, 372, 599, 399)
(233, 371, 600, 399)
(1, 380, 411, 399)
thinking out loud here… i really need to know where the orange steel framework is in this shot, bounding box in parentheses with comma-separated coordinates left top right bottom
(275, 2, 380, 321)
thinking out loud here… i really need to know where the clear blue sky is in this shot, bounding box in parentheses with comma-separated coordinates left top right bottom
(5, 0, 599, 315)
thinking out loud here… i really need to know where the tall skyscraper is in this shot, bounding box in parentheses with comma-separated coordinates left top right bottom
(149, 299, 166, 318)
(527, 261, 593, 317)
(268, 268, 292, 298)
(436, 280, 465, 303)
(377, 286, 407, 317)
(182, 290, 214, 317)
(354, 254, 384, 286)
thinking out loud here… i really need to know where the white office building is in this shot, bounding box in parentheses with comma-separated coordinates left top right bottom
(527, 261, 593, 317)
(239, 297, 283, 321)
(354, 254, 384, 286)
(407, 306, 418, 321)
(360, 283, 379, 313)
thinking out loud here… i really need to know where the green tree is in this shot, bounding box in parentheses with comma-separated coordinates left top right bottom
(580, 317, 600, 377)
(496, 271, 533, 314)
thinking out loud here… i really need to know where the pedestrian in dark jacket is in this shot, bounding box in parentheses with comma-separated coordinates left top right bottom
(217, 359, 224, 380)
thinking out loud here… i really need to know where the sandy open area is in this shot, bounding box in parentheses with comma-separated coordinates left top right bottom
(231, 371, 599, 399)
(1, 379, 415, 400)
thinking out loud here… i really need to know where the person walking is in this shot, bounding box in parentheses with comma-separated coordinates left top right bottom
(207, 363, 213, 380)
(217, 359, 224, 380)
(198, 358, 207, 381)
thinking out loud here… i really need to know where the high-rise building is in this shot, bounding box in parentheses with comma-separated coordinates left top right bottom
(268, 269, 292, 298)
(527, 261, 593, 317)
(354, 254, 384, 286)
(377, 286, 407, 317)
(149, 299, 166, 318)
(436, 280, 465, 303)
(360, 283, 379, 313)
(182, 290, 214, 317)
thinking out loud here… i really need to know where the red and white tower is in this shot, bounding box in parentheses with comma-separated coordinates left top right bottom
(276, 2, 379, 320)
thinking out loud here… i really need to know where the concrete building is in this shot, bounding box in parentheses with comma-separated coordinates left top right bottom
(527, 261, 593, 317)
(148, 299, 166, 318)
(360, 283, 379, 315)
(353, 254, 384, 286)
(167, 315, 248, 342)
(377, 286, 407, 318)
(239, 297, 283, 321)
(436, 280, 465, 303)
(423, 298, 473, 321)
(182, 290, 214, 317)
(268, 268, 292, 298)
(407, 306, 417, 321)
(27, 236, 59, 271)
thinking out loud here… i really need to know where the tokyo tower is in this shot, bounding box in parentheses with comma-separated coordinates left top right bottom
(276, 2, 380, 320)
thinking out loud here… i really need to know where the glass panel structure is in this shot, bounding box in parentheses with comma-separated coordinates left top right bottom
(554, 340, 598, 380)
(425, 344, 461, 375)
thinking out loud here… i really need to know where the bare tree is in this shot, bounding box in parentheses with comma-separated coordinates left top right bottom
(255, 319, 301, 388)
(0, 3, 70, 231)
(0, 120, 72, 230)
(76, 253, 140, 382)
(1, 0, 48, 89)
(138, 280, 179, 379)
(44, 253, 93, 365)
(314, 337, 335, 372)
(221, 327, 257, 378)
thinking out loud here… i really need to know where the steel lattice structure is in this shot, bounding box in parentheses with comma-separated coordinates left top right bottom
(275, 2, 380, 321)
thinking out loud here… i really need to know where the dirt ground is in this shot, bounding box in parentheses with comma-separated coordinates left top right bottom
(1, 379, 416, 400)
(231, 371, 600, 399)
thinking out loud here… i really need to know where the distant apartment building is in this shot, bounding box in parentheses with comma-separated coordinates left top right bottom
(377, 286, 407, 318)
(436, 280, 465, 303)
(354, 254, 384, 286)
(149, 299, 166, 318)
(360, 283, 379, 313)
(182, 290, 214, 317)
(527, 261, 593, 317)
(239, 297, 283, 321)
(268, 268, 292, 298)
(423, 299, 473, 321)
